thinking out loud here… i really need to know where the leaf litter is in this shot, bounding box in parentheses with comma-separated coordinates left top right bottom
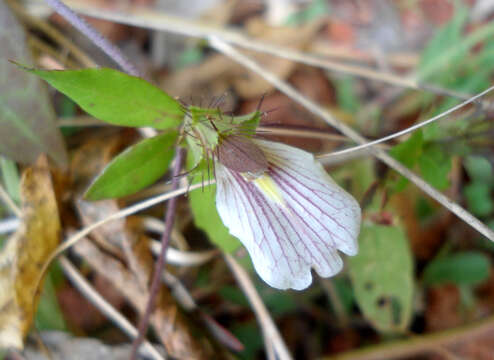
(4, 1, 494, 359)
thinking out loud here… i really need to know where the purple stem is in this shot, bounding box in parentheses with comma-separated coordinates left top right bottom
(43, 0, 140, 77)
(129, 147, 185, 360)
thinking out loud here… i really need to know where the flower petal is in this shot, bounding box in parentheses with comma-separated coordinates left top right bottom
(215, 140, 361, 290)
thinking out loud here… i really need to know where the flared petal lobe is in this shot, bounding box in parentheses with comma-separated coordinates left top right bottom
(215, 139, 361, 290)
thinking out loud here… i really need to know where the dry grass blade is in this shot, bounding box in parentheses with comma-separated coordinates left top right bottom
(318, 84, 494, 160)
(33, 181, 213, 315)
(224, 253, 293, 360)
(6, 0, 96, 67)
(59, 0, 465, 97)
(208, 36, 494, 242)
(327, 314, 494, 360)
(0, 183, 21, 217)
(72, 238, 211, 358)
(58, 256, 165, 360)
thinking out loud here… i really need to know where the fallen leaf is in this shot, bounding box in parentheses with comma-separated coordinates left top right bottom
(73, 239, 213, 359)
(425, 284, 462, 332)
(162, 18, 323, 99)
(0, 156, 61, 348)
(68, 136, 212, 356)
(23, 331, 166, 360)
(0, 1, 67, 167)
(70, 131, 152, 286)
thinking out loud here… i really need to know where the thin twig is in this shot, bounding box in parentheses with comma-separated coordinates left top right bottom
(130, 148, 185, 360)
(28, 36, 80, 69)
(224, 253, 293, 360)
(318, 85, 494, 159)
(61, 0, 475, 100)
(59, 256, 165, 360)
(162, 272, 245, 352)
(327, 314, 494, 360)
(208, 37, 494, 242)
(0, 217, 20, 234)
(34, 180, 214, 314)
(0, 183, 21, 217)
(56, 117, 357, 143)
(7, 0, 96, 67)
(320, 278, 349, 327)
(310, 40, 419, 68)
(150, 241, 218, 267)
(257, 126, 351, 142)
(42, 0, 139, 76)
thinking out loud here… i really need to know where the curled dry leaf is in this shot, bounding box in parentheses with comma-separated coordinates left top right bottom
(72, 239, 214, 359)
(68, 133, 213, 357)
(0, 156, 61, 348)
(162, 18, 323, 98)
(233, 17, 325, 97)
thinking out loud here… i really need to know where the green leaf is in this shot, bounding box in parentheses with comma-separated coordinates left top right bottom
(0, 157, 20, 204)
(188, 181, 241, 253)
(232, 322, 263, 359)
(390, 131, 424, 167)
(331, 277, 355, 315)
(85, 131, 178, 200)
(419, 10, 494, 83)
(177, 46, 204, 69)
(219, 285, 250, 307)
(464, 182, 494, 217)
(349, 224, 414, 333)
(418, 144, 451, 190)
(284, 0, 330, 26)
(389, 131, 424, 191)
(1, 2, 67, 167)
(464, 156, 494, 185)
(335, 76, 361, 113)
(23, 67, 183, 129)
(423, 252, 490, 286)
(35, 272, 66, 331)
(418, 6, 468, 81)
(260, 288, 297, 316)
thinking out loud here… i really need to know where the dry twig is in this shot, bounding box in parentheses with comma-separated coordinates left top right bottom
(208, 37, 494, 242)
(59, 256, 165, 360)
(224, 253, 293, 360)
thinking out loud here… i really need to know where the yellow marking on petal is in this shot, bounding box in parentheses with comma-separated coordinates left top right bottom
(252, 174, 285, 207)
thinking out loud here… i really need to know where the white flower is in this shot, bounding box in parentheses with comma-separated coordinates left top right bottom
(215, 139, 361, 290)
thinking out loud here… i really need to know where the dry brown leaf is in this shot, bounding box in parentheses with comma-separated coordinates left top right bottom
(73, 239, 213, 359)
(68, 131, 213, 356)
(162, 18, 323, 99)
(233, 17, 324, 97)
(70, 131, 151, 287)
(0, 156, 61, 348)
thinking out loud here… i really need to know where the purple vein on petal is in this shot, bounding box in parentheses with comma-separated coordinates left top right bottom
(224, 167, 281, 274)
(232, 171, 295, 276)
(214, 139, 361, 290)
(271, 168, 353, 247)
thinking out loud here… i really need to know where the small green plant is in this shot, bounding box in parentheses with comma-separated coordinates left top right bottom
(23, 66, 361, 290)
